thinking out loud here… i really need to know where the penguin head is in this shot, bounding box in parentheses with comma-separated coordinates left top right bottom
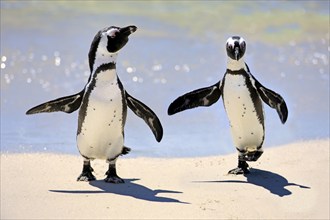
(226, 36, 246, 61)
(102, 25, 137, 53)
(88, 25, 137, 71)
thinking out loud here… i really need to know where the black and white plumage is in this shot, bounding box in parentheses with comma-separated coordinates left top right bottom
(26, 25, 163, 183)
(168, 36, 288, 175)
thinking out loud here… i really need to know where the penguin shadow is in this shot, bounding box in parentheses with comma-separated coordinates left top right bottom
(50, 178, 188, 204)
(194, 168, 310, 197)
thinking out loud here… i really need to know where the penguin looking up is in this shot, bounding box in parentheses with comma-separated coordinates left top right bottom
(168, 36, 288, 175)
(26, 25, 163, 183)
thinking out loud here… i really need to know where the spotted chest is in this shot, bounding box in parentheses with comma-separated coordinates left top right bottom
(77, 69, 126, 160)
(222, 73, 264, 151)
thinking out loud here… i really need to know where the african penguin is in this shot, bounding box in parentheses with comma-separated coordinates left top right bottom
(26, 25, 163, 183)
(168, 36, 288, 175)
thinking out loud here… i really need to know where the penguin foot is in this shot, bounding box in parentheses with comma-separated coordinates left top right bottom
(104, 163, 124, 183)
(77, 172, 96, 181)
(77, 160, 96, 181)
(228, 167, 250, 175)
(104, 175, 125, 184)
(228, 160, 250, 175)
(240, 151, 263, 162)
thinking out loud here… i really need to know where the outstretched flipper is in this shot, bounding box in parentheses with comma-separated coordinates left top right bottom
(168, 81, 222, 115)
(26, 89, 85, 115)
(126, 92, 163, 142)
(252, 77, 288, 124)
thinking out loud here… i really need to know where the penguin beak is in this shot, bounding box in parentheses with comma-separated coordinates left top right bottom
(120, 25, 137, 36)
(234, 47, 240, 61)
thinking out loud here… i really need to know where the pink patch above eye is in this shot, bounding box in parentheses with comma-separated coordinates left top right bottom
(107, 29, 119, 38)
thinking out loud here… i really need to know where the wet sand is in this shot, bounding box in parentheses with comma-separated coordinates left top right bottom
(1, 139, 329, 219)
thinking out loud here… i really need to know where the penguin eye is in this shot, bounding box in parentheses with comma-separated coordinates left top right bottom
(241, 42, 246, 49)
(227, 44, 233, 50)
(106, 29, 119, 38)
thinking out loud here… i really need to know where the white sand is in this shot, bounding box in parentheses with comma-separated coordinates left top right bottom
(1, 139, 329, 219)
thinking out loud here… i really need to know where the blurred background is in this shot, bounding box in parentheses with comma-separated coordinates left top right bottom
(1, 1, 329, 157)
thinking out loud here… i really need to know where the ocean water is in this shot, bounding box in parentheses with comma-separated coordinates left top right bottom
(1, 1, 329, 157)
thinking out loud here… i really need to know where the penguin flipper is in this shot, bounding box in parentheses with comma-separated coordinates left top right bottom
(254, 80, 288, 124)
(168, 81, 222, 115)
(126, 92, 163, 142)
(26, 90, 85, 115)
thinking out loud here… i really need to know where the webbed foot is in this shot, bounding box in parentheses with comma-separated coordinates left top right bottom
(228, 167, 250, 175)
(77, 172, 96, 181)
(104, 175, 125, 183)
(77, 160, 96, 181)
(104, 162, 124, 184)
(228, 160, 250, 175)
(240, 151, 263, 162)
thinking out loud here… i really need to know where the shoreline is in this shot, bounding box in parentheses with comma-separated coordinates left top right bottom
(1, 139, 329, 219)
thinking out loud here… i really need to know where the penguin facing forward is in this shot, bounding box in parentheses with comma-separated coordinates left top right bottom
(168, 36, 288, 175)
(26, 25, 163, 183)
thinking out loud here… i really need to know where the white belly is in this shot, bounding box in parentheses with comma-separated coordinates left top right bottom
(77, 75, 125, 161)
(223, 74, 264, 152)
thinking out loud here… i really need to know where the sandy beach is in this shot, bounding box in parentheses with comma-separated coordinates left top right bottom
(1, 139, 329, 220)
